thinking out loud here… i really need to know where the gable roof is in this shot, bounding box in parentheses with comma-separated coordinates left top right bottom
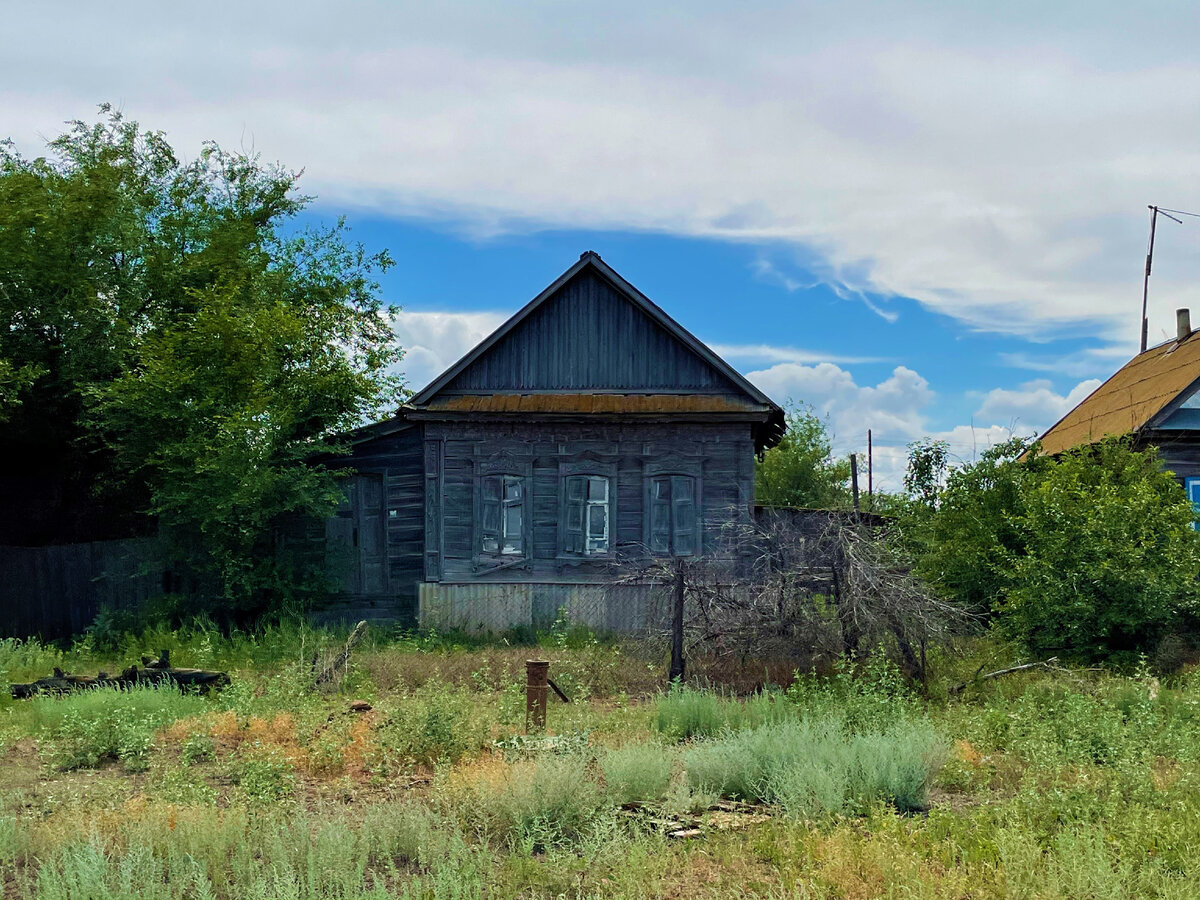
(1037, 331, 1200, 455)
(410, 251, 779, 409)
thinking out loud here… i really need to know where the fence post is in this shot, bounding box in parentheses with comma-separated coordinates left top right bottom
(525, 660, 549, 732)
(668, 561, 686, 683)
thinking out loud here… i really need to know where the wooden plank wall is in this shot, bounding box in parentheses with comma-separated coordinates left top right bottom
(1143, 431, 1200, 484)
(329, 426, 425, 622)
(444, 270, 741, 393)
(0, 539, 162, 640)
(419, 581, 672, 634)
(424, 421, 753, 584)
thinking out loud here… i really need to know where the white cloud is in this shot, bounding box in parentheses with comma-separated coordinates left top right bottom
(391, 310, 508, 393)
(708, 343, 885, 367)
(2, 2, 1197, 349)
(973, 379, 1102, 432)
(746, 362, 934, 449)
(744, 360, 1093, 490)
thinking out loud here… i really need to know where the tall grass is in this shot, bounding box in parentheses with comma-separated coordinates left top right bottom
(654, 686, 795, 740)
(601, 743, 675, 804)
(448, 755, 608, 850)
(30, 685, 210, 771)
(684, 717, 946, 817)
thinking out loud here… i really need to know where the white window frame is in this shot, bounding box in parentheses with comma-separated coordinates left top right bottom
(1186, 477, 1200, 530)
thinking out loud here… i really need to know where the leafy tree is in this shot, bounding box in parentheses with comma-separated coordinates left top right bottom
(903, 439, 949, 507)
(755, 404, 851, 508)
(906, 436, 1044, 617)
(1001, 438, 1200, 664)
(0, 106, 399, 615)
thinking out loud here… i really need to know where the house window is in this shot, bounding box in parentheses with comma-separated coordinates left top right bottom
(564, 475, 610, 555)
(481, 475, 524, 555)
(1187, 478, 1200, 530)
(648, 475, 698, 555)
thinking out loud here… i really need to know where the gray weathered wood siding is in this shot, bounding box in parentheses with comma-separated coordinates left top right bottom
(420, 421, 754, 585)
(442, 270, 741, 394)
(1142, 430, 1200, 484)
(327, 425, 425, 620)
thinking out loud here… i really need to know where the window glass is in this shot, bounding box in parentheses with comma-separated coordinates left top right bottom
(649, 475, 698, 556)
(1187, 478, 1200, 530)
(564, 474, 611, 555)
(481, 474, 524, 556)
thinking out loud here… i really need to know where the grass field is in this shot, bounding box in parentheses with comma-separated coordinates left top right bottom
(0, 622, 1198, 899)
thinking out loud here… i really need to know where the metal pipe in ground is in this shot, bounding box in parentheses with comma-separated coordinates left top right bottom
(525, 660, 549, 732)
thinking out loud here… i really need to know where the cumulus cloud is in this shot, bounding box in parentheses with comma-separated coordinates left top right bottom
(973, 379, 1102, 432)
(743, 360, 1088, 490)
(746, 362, 934, 449)
(391, 310, 508, 393)
(3, 2, 1197, 349)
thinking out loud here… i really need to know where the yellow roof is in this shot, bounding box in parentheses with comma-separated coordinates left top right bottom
(1038, 332, 1200, 455)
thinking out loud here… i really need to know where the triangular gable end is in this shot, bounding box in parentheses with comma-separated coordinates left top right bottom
(411, 252, 777, 407)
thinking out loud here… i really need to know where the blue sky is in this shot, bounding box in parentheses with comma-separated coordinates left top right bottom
(6, 0, 1200, 484)
(304, 209, 1131, 478)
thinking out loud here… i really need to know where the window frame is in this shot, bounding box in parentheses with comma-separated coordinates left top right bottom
(474, 455, 532, 566)
(1186, 477, 1200, 531)
(643, 459, 702, 557)
(558, 461, 618, 560)
(646, 473, 700, 556)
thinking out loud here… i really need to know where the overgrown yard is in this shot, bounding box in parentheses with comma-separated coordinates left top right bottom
(1, 624, 1199, 899)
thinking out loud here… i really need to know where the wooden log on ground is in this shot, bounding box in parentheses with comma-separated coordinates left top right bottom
(10, 657, 230, 699)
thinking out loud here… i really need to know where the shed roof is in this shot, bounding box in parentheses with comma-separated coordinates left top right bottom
(1037, 332, 1200, 455)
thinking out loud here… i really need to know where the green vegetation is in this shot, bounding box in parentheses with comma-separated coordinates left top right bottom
(902, 435, 1200, 664)
(0, 623, 1197, 896)
(754, 403, 852, 509)
(0, 107, 400, 616)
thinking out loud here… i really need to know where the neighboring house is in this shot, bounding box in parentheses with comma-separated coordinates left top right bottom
(321, 251, 786, 632)
(1037, 308, 1200, 511)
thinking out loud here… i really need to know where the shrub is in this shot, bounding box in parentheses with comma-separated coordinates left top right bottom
(377, 681, 489, 768)
(452, 755, 607, 850)
(654, 685, 793, 740)
(33, 685, 208, 771)
(684, 717, 945, 817)
(1004, 441, 1200, 664)
(601, 744, 675, 804)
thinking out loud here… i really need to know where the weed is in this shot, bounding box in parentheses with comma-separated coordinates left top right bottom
(601, 743, 674, 804)
(33, 685, 208, 772)
(181, 731, 214, 765)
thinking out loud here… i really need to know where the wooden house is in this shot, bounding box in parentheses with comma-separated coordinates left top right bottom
(321, 251, 785, 632)
(1037, 308, 1200, 510)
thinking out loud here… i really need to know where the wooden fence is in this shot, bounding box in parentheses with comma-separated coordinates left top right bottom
(0, 539, 164, 640)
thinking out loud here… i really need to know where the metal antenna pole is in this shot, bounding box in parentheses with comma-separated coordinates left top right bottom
(1141, 205, 1184, 352)
(1142, 206, 1159, 353)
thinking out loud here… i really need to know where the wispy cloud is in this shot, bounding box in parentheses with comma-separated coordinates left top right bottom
(708, 343, 886, 366)
(4, 2, 1196, 352)
(749, 257, 899, 323)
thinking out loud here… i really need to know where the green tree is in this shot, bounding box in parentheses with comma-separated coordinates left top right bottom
(906, 436, 1044, 617)
(1001, 438, 1200, 664)
(0, 106, 399, 614)
(903, 439, 949, 507)
(755, 404, 851, 508)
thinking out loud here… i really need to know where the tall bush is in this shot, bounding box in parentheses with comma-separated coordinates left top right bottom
(1003, 439, 1200, 663)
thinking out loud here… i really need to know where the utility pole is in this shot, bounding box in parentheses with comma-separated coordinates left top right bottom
(867, 429, 873, 504)
(1142, 205, 1184, 352)
(850, 453, 860, 513)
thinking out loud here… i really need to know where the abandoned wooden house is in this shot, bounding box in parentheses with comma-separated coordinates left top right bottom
(322, 251, 786, 632)
(1037, 307, 1200, 511)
